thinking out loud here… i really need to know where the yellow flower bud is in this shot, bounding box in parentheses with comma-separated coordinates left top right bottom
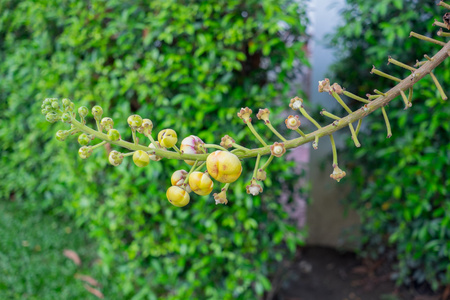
(206, 151, 242, 183)
(171, 170, 192, 193)
(188, 172, 214, 196)
(166, 186, 190, 207)
(158, 129, 178, 148)
(133, 150, 149, 167)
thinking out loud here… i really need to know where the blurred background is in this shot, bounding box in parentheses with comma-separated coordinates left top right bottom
(0, 0, 449, 299)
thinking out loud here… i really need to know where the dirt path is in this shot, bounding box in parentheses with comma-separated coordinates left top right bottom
(276, 246, 441, 300)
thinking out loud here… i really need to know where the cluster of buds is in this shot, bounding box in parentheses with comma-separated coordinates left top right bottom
(317, 78, 344, 95)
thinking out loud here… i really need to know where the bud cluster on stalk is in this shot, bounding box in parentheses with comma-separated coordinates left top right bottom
(40, 5, 450, 209)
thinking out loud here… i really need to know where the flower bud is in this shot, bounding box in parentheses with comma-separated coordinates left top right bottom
(62, 98, 71, 107)
(109, 150, 123, 166)
(101, 117, 114, 131)
(138, 119, 153, 135)
(180, 135, 206, 165)
(270, 142, 286, 157)
(61, 113, 71, 123)
(285, 115, 301, 130)
(256, 108, 270, 124)
(188, 172, 214, 196)
(318, 78, 331, 93)
(78, 133, 90, 146)
(171, 170, 188, 186)
(246, 179, 263, 196)
(206, 151, 242, 183)
(43, 98, 52, 106)
(127, 114, 143, 129)
(51, 101, 60, 109)
(107, 129, 121, 141)
(166, 186, 190, 207)
(92, 105, 103, 120)
(330, 165, 346, 182)
(331, 83, 343, 94)
(78, 146, 92, 159)
(171, 170, 192, 193)
(133, 150, 150, 167)
(213, 189, 228, 205)
(220, 135, 235, 149)
(45, 113, 59, 123)
(78, 106, 89, 118)
(158, 129, 178, 148)
(149, 142, 163, 161)
(55, 130, 69, 142)
(237, 107, 252, 123)
(289, 97, 303, 110)
(256, 168, 267, 181)
(41, 108, 48, 115)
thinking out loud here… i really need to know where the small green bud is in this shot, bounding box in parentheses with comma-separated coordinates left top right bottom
(133, 150, 150, 167)
(127, 114, 143, 128)
(41, 109, 48, 115)
(66, 102, 75, 112)
(78, 146, 92, 159)
(101, 117, 114, 131)
(138, 118, 153, 135)
(78, 133, 90, 146)
(62, 98, 71, 107)
(55, 130, 69, 142)
(45, 105, 52, 111)
(61, 113, 71, 123)
(107, 129, 121, 141)
(78, 106, 89, 118)
(108, 150, 123, 166)
(43, 98, 52, 106)
(51, 102, 60, 109)
(92, 105, 103, 120)
(45, 113, 59, 123)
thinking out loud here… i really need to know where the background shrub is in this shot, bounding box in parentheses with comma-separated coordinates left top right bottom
(0, 0, 309, 298)
(330, 0, 450, 290)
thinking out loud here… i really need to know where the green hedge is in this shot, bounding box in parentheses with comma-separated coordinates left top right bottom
(330, 0, 450, 290)
(0, 0, 309, 298)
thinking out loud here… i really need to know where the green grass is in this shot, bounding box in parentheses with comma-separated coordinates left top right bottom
(0, 200, 106, 299)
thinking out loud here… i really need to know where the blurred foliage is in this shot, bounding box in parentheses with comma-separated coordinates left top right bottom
(0, 0, 309, 298)
(330, 0, 450, 291)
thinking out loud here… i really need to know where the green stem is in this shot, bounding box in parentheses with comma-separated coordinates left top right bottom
(245, 121, 268, 147)
(222, 183, 230, 192)
(355, 119, 362, 136)
(260, 155, 274, 170)
(348, 123, 361, 147)
(299, 107, 322, 129)
(194, 162, 206, 172)
(433, 20, 447, 29)
(374, 89, 387, 96)
(265, 123, 287, 142)
(438, 29, 450, 37)
(313, 135, 319, 149)
(231, 142, 249, 152)
(429, 72, 448, 100)
(381, 107, 392, 138)
(343, 91, 370, 104)
(400, 90, 412, 108)
(147, 134, 158, 149)
(329, 134, 338, 166)
(438, 1, 450, 9)
(183, 160, 199, 187)
(91, 141, 107, 150)
(295, 128, 307, 138)
(123, 152, 134, 157)
(131, 129, 138, 145)
(253, 154, 261, 178)
(321, 110, 341, 120)
(408, 87, 413, 103)
(367, 94, 381, 100)
(388, 57, 416, 71)
(410, 31, 446, 47)
(204, 144, 229, 151)
(332, 92, 352, 114)
(173, 145, 182, 154)
(371, 67, 402, 82)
